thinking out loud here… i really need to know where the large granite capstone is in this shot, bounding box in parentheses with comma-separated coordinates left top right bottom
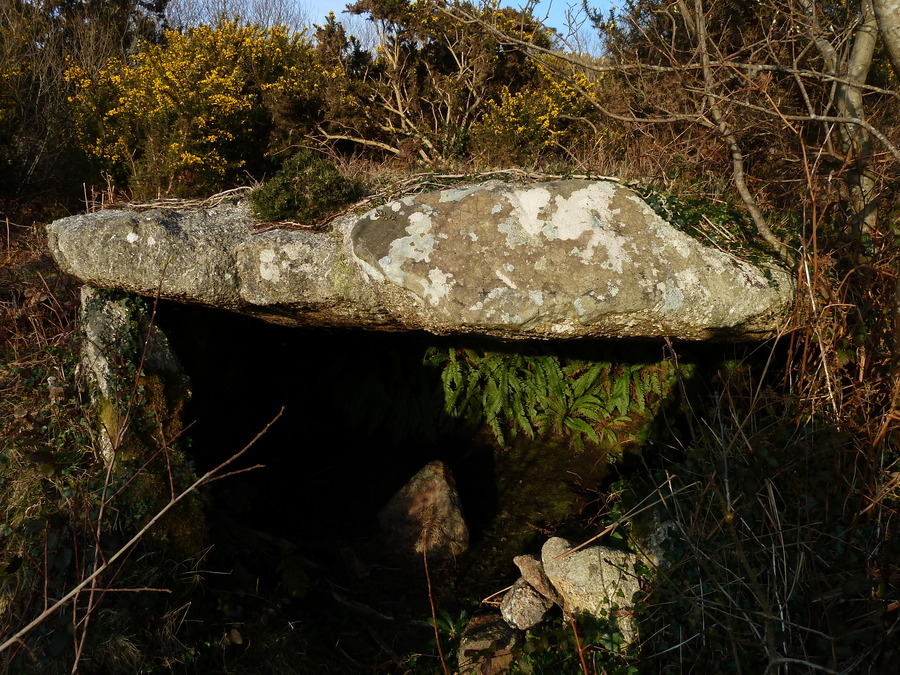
(46, 179, 794, 340)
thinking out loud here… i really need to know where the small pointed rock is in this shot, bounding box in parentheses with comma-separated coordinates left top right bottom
(378, 460, 468, 563)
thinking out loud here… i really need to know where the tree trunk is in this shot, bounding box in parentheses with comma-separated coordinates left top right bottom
(874, 0, 900, 78)
(835, 1, 879, 235)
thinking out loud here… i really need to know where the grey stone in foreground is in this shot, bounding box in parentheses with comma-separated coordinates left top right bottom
(458, 614, 520, 675)
(47, 180, 794, 340)
(500, 578, 553, 630)
(513, 553, 563, 606)
(542, 537, 640, 646)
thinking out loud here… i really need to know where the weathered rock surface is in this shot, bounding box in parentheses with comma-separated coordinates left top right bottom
(80, 286, 191, 461)
(377, 460, 468, 563)
(500, 578, 554, 630)
(542, 537, 640, 644)
(47, 180, 794, 340)
(458, 614, 520, 675)
(513, 554, 563, 606)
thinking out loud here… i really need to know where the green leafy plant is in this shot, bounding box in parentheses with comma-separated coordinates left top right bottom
(510, 613, 639, 674)
(249, 149, 363, 223)
(425, 348, 679, 451)
(636, 187, 791, 270)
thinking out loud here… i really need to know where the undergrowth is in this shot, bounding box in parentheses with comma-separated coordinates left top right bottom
(633, 354, 900, 673)
(0, 215, 263, 673)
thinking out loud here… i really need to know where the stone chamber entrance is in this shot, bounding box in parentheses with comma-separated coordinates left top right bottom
(144, 299, 755, 672)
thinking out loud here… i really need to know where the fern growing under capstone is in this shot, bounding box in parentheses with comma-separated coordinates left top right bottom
(424, 348, 680, 453)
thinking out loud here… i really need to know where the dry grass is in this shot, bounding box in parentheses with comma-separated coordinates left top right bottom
(633, 244, 900, 673)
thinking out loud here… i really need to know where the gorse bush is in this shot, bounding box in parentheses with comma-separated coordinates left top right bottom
(0, 0, 165, 199)
(470, 64, 596, 166)
(67, 19, 325, 198)
(249, 150, 363, 222)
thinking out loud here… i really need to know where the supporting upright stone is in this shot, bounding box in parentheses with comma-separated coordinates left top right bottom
(80, 287, 191, 462)
(78, 288, 204, 553)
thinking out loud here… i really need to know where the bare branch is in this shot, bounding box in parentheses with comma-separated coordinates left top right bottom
(0, 408, 284, 656)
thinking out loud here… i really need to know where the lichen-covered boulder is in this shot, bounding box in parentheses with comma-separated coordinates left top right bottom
(500, 578, 553, 630)
(50, 206, 251, 306)
(349, 180, 793, 339)
(79, 287, 206, 555)
(47, 180, 794, 340)
(80, 286, 191, 461)
(542, 537, 640, 645)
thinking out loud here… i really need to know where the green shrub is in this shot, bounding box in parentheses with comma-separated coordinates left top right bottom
(249, 150, 362, 223)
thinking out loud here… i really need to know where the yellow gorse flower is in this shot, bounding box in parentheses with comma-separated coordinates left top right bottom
(66, 19, 324, 195)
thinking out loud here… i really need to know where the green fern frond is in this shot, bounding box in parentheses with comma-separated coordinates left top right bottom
(429, 346, 683, 453)
(572, 395, 611, 423)
(631, 365, 646, 412)
(564, 417, 600, 446)
(609, 369, 631, 416)
(570, 361, 610, 399)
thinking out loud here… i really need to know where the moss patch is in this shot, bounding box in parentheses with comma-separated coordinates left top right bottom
(250, 150, 363, 224)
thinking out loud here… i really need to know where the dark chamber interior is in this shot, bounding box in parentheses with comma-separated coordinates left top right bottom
(153, 302, 500, 549)
(152, 302, 519, 668)
(151, 301, 738, 561)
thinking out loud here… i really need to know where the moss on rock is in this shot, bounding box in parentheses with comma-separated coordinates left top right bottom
(250, 150, 363, 223)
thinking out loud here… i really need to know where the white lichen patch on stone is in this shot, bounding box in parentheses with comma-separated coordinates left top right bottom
(259, 248, 280, 282)
(505, 186, 552, 237)
(383, 213, 437, 266)
(550, 321, 579, 335)
(438, 183, 492, 203)
(423, 268, 455, 305)
(572, 296, 590, 318)
(126, 232, 139, 244)
(495, 270, 518, 289)
(497, 218, 533, 248)
(656, 281, 686, 312)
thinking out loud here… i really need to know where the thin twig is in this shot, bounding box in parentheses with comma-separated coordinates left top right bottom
(0, 408, 283, 656)
(422, 532, 449, 675)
